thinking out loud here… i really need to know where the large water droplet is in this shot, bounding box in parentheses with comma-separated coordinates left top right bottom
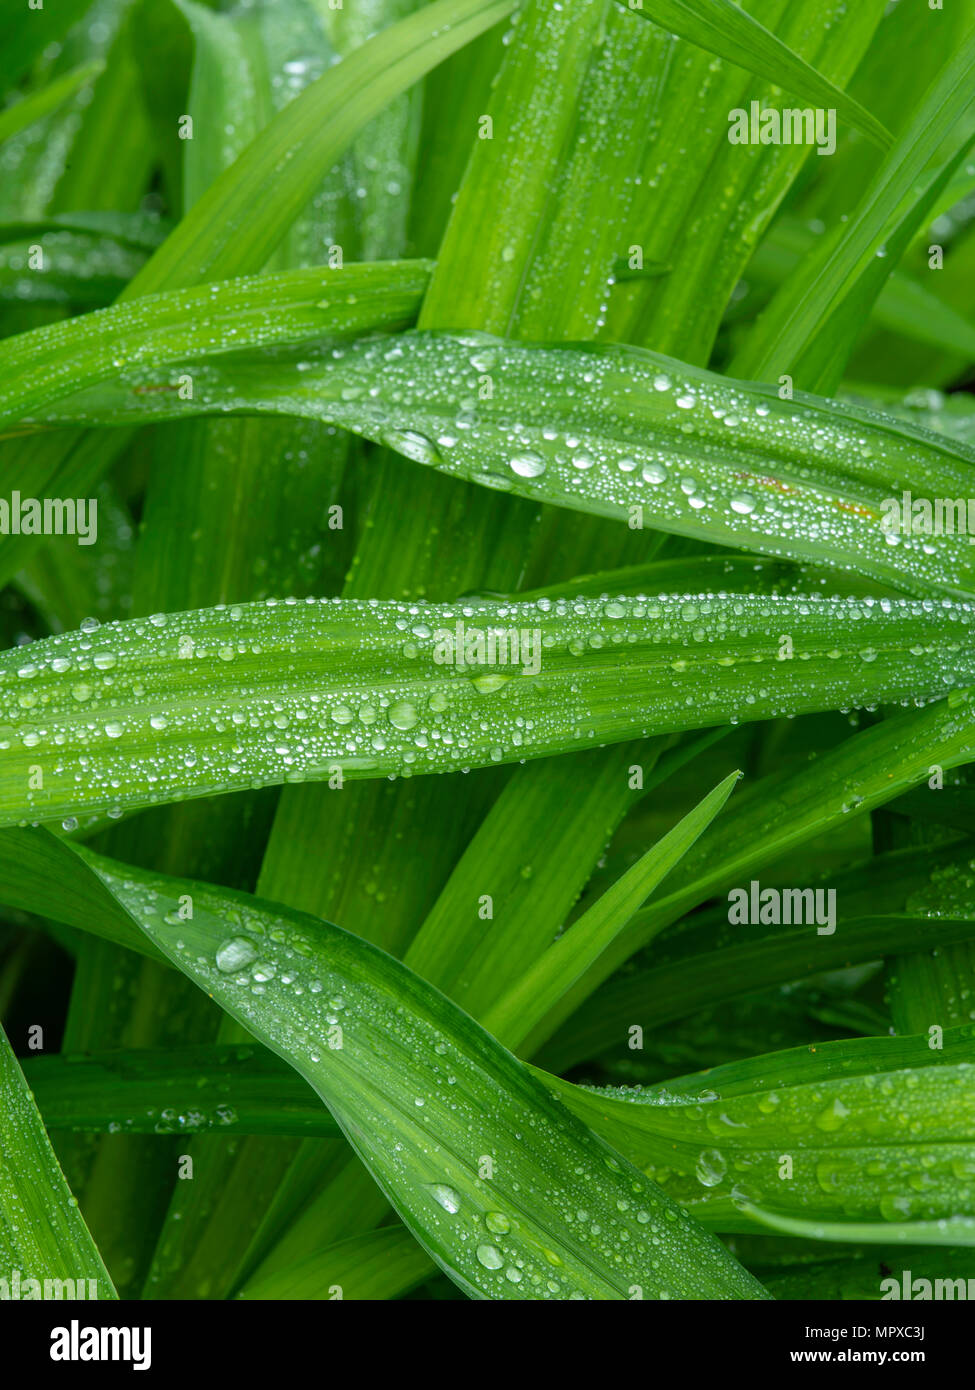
(215, 937, 258, 973)
(388, 700, 418, 731)
(695, 1149, 728, 1188)
(383, 430, 439, 466)
(510, 453, 546, 479)
(425, 1184, 461, 1214)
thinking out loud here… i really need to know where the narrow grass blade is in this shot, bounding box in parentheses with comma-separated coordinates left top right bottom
(2, 593, 974, 827)
(482, 770, 740, 1048)
(737, 1209, 975, 1248)
(239, 1227, 436, 1301)
(733, 29, 975, 391)
(622, 0, 891, 150)
(0, 1020, 116, 1299)
(24, 1044, 339, 1140)
(126, 0, 514, 297)
(531, 692, 975, 1060)
(0, 61, 106, 146)
(403, 744, 654, 1019)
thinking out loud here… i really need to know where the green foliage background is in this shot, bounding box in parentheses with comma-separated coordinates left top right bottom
(1, 0, 975, 1302)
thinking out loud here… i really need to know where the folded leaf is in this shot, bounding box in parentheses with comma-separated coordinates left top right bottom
(546, 1027, 975, 1235)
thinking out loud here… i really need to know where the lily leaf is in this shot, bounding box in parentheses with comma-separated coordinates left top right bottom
(2, 592, 974, 826)
(0, 1020, 116, 1299)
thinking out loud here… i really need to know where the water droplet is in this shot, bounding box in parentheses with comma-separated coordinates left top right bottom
(425, 1184, 461, 1214)
(388, 700, 418, 731)
(695, 1149, 728, 1188)
(383, 430, 439, 466)
(510, 453, 546, 479)
(215, 938, 258, 973)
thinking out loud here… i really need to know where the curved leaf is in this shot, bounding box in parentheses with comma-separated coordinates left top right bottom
(2, 829, 770, 1301)
(1, 592, 974, 827)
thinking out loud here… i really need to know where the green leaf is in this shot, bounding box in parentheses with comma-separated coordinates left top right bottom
(11, 311, 975, 595)
(753, 1245, 975, 1300)
(126, 0, 514, 297)
(0, 220, 155, 309)
(0, 60, 105, 146)
(0, 0, 505, 585)
(402, 744, 654, 1019)
(737, 1208, 975, 1248)
(239, 1227, 435, 1301)
(25, 1043, 341, 1140)
(621, 0, 892, 151)
(604, 0, 887, 362)
(545, 1026, 975, 1234)
(3, 592, 975, 827)
(743, 217, 975, 364)
(0, 260, 430, 427)
(419, 0, 616, 334)
(0, 1, 97, 94)
(733, 27, 975, 391)
(3, 830, 770, 1300)
(533, 693, 975, 1064)
(0, 1019, 116, 1299)
(482, 769, 741, 1048)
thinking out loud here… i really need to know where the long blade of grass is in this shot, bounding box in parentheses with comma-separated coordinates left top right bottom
(534, 696, 975, 1065)
(732, 28, 975, 391)
(0, 1019, 116, 1299)
(2, 592, 973, 827)
(621, 0, 891, 151)
(126, 0, 513, 298)
(0, 60, 106, 146)
(481, 770, 741, 1048)
(11, 311, 975, 595)
(25, 1043, 340, 1140)
(239, 1227, 433, 1301)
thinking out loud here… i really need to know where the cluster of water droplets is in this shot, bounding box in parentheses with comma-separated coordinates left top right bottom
(2, 591, 975, 826)
(591, 1051, 975, 1227)
(302, 330, 975, 597)
(94, 862, 757, 1299)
